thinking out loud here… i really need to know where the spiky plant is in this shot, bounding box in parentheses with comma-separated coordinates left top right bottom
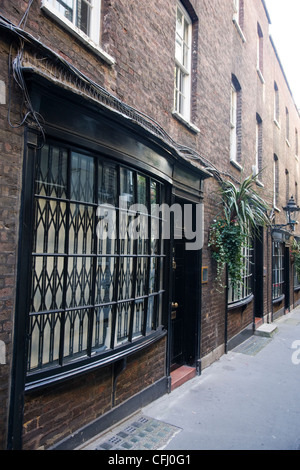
(209, 174, 270, 291)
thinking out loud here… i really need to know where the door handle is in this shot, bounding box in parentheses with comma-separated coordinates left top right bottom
(172, 302, 178, 308)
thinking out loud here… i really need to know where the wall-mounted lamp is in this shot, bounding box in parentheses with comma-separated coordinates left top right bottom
(271, 196, 300, 242)
(282, 195, 300, 231)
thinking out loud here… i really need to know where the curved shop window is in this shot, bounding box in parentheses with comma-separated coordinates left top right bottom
(26, 141, 165, 385)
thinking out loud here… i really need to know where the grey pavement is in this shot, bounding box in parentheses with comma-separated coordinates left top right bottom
(143, 306, 300, 450)
(80, 306, 300, 451)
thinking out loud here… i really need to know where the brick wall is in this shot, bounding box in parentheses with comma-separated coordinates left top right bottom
(22, 337, 166, 450)
(0, 36, 24, 449)
(1, 0, 300, 450)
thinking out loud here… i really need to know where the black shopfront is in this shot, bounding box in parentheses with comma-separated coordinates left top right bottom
(8, 73, 209, 449)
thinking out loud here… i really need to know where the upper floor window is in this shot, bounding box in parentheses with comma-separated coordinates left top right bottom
(285, 169, 290, 204)
(41, 0, 115, 64)
(257, 23, 264, 83)
(174, 2, 192, 122)
(233, 0, 246, 42)
(255, 113, 263, 183)
(273, 154, 279, 209)
(286, 107, 290, 145)
(230, 75, 242, 167)
(274, 82, 280, 126)
(42, 0, 100, 41)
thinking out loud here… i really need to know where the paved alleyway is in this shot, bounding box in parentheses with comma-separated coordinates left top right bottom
(79, 307, 300, 451)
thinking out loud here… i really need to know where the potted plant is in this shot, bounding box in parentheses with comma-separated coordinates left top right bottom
(209, 174, 270, 290)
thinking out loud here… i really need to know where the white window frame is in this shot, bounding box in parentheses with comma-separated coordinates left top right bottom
(230, 83, 241, 167)
(257, 23, 264, 83)
(228, 240, 253, 305)
(230, 84, 237, 162)
(41, 0, 115, 65)
(273, 155, 279, 211)
(272, 241, 285, 300)
(174, 2, 192, 123)
(232, 0, 246, 43)
(274, 82, 280, 128)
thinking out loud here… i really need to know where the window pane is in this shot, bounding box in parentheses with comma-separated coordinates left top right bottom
(69, 204, 94, 254)
(120, 168, 134, 207)
(137, 174, 147, 205)
(33, 199, 66, 254)
(95, 257, 116, 304)
(66, 256, 93, 308)
(118, 257, 134, 301)
(116, 302, 131, 345)
(27, 312, 61, 370)
(31, 255, 65, 312)
(70, 152, 94, 203)
(272, 241, 284, 299)
(136, 257, 148, 297)
(92, 305, 113, 350)
(55, 0, 74, 22)
(63, 308, 89, 359)
(77, 0, 91, 35)
(36, 144, 68, 199)
(132, 299, 145, 339)
(98, 162, 118, 206)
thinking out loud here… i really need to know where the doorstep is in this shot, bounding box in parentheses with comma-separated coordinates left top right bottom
(255, 323, 278, 338)
(170, 366, 196, 391)
(254, 317, 263, 329)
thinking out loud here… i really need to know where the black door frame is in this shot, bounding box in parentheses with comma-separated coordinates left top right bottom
(168, 197, 202, 374)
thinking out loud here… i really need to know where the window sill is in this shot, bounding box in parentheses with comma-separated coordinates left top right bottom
(256, 179, 264, 188)
(286, 138, 291, 148)
(272, 294, 285, 305)
(274, 119, 281, 130)
(41, 2, 115, 66)
(257, 67, 265, 84)
(232, 18, 246, 43)
(228, 293, 254, 311)
(294, 285, 300, 292)
(25, 327, 166, 391)
(230, 159, 243, 171)
(172, 111, 200, 134)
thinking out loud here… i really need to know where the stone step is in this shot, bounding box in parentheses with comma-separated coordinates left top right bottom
(170, 365, 196, 391)
(255, 323, 278, 338)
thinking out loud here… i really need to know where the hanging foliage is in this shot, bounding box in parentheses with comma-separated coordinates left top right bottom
(209, 174, 270, 290)
(291, 239, 300, 280)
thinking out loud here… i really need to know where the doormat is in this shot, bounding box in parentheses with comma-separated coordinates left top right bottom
(80, 414, 181, 451)
(233, 336, 272, 356)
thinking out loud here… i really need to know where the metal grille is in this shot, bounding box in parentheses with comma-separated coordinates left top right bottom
(27, 142, 165, 374)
